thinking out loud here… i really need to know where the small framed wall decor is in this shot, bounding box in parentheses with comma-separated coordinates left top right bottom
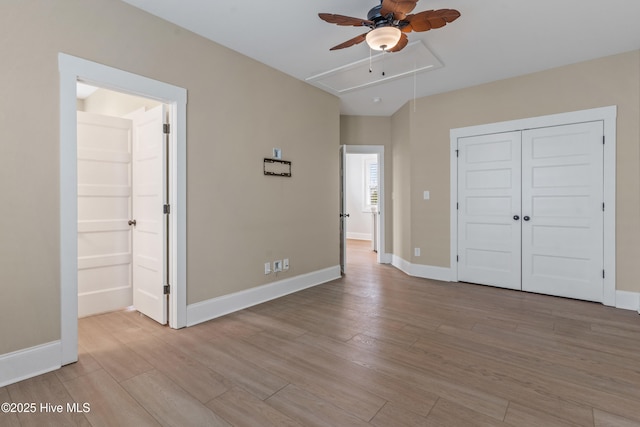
(264, 158, 291, 177)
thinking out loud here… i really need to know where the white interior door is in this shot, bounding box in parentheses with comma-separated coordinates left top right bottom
(457, 131, 522, 290)
(131, 105, 168, 324)
(340, 145, 347, 274)
(77, 111, 133, 316)
(521, 122, 604, 301)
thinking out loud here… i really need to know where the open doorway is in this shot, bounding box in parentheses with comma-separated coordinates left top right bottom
(76, 84, 170, 323)
(59, 53, 187, 366)
(340, 145, 385, 274)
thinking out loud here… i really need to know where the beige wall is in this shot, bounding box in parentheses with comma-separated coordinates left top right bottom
(392, 50, 640, 292)
(340, 116, 393, 254)
(390, 104, 412, 261)
(0, 0, 339, 355)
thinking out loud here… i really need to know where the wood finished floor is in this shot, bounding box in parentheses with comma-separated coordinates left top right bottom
(3, 239, 640, 426)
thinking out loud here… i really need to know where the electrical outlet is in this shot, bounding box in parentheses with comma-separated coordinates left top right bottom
(283, 258, 289, 270)
(264, 262, 271, 274)
(414, 247, 421, 257)
(274, 260, 283, 272)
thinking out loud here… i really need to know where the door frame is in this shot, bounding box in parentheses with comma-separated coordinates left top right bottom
(342, 145, 387, 267)
(59, 53, 187, 365)
(449, 105, 616, 306)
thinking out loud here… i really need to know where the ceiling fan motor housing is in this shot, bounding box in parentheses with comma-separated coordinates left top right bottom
(367, 4, 407, 30)
(367, 4, 383, 23)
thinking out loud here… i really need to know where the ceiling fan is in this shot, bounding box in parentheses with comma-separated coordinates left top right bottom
(319, 0, 460, 52)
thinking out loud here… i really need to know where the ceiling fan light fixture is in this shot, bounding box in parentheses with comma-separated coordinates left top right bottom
(366, 26, 401, 51)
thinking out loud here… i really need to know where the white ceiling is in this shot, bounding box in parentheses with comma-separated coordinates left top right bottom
(121, 0, 640, 116)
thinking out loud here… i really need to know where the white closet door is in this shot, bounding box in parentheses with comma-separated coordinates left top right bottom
(77, 111, 133, 317)
(521, 122, 604, 301)
(457, 131, 522, 290)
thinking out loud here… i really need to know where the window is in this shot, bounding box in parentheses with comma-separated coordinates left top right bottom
(364, 158, 378, 209)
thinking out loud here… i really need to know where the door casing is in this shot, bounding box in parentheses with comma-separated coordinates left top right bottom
(59, 53, 187, 365)
(450, 106, 616, 306)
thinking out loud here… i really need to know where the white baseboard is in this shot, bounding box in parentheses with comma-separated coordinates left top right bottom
(186, 265, 341, 327)
(392, 254, 638, 313)
(391, 255, 453, 282)
(615, 290, 640, 313)
(78, 286, 133, 318)
(0, 341, 61, 387)
(391, 255, 412, 275)
(346, 232, 372, 241)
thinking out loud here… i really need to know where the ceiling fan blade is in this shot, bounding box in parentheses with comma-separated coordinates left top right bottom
(318, 13, 373, 27)
(329, 32, 369, 50)
(387, 33, 408, 52)
(380, 0, 419, 20)
(404, 9, 461, 32)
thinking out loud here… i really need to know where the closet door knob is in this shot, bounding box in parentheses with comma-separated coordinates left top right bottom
(128, 219, 137, 226)
(523, 216, 530, 221)
(513, 215, 520, 220)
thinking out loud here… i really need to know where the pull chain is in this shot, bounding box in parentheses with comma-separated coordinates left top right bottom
(368, 48, 387, 76)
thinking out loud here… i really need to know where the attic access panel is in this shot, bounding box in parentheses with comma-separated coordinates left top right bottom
(306, 41, 443, 94)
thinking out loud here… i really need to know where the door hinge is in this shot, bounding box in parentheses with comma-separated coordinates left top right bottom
(455, 149, 459, 157)
(456, 255, 459, 262)
(602, 202, 605, 211)
(456, 202, 459, 210)
(602, 135, 605, 145)
(163, 204, 170, 214)
(164, 284, 170, 295)
(602, 270, 605, 279)
(163, 123, 170, 134)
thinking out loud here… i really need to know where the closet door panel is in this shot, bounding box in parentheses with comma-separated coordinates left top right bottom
(521, 122, 604, 302)
(457, 131, 522, 290)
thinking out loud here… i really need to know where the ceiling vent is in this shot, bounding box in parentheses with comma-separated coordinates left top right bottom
(306, 41, 442, 94)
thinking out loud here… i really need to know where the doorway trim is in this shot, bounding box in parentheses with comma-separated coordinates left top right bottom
(449, 105, 616, 306)
(342, 145, 387, 265)
(59, 53, 187, 365)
